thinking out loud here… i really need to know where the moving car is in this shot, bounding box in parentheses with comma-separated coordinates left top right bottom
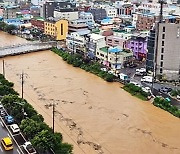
(5, 115, 14, 124)
(10, 124, 20, 134)
(22, 142, 36, 154)
(1, 137, 13, 151)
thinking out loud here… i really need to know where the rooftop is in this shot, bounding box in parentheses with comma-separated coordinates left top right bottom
(89, 33, 105, 40)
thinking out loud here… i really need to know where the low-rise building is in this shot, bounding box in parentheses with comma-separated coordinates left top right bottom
(66, 30, 90, 53)
(87, 8, 107, 22)
(30, 6, 41, 17)
(68, 19, 89, 33)
(87, 33, 106, 58)
(97, 46, 133, 69)
(3, 5, 20, 19)
(30, 17, 44, 31)
(106, 35, 127, 48)
(105, 6, 117, 18)
(44, 18, 68, 40)
(79, 12, 95, 25)
(126, 33, 147, 60)
(54, 8, 79, 21)
(43, 1, 76, 18)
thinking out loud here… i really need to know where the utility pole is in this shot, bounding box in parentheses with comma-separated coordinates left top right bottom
(52, 103, 55, 133)
(21, 71, 24, 99)
(2, 60, 5, 77)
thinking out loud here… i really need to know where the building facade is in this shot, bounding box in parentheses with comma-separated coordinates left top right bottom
(156, 23, 180, 80)
(54, 8, 78, 21)
(79, 12, 95, 25)
(106, 35, 127, 48)
(87, 8, 107, 22)
(97, 47, 133, 69)
(43, 1, 76, 18)
(30, 17, 44, 31)
(105, 6, 117, 18)
(3, 5, 20, 19)
(44, 18, 68, 40)
(126, 33, 147, 60)
(68, 20, 89, 33)
(66, 30, 90, 53)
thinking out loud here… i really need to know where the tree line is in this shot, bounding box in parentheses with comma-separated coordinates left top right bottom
(0, 74, 73, 153)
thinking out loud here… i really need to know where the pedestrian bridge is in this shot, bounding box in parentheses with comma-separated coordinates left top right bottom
(0, 41, 57, 58)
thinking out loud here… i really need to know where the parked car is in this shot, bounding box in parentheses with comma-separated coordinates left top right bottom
(158, 87, 172, 93)
(177, 95, 180, 100)
(141, 76, 153, 83)
(22, 142, 36, 154)
(100, 68, 107, 72)
(129, 63, 137, 68)
(165, 97, 171, 102)
(130, 81, 141, 87)
(0, 103, 3, 110)
(10, 124, 20, 134)
(1, 137, 13, 151)
(4, 115, 14, 124)
(0, 110, 7, 117)
(142, 87, 151, 93)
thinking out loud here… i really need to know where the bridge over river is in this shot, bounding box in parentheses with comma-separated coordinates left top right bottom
(0, 41, 57, 58)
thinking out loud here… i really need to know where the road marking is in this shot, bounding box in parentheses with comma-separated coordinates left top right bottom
(17, 149, 21, 154)
(0, 146, 3, 152)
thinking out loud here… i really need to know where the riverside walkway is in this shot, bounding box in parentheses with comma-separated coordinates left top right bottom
(0, 41, 57, 58)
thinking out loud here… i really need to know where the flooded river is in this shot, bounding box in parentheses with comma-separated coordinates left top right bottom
(0, 32, 180, 154)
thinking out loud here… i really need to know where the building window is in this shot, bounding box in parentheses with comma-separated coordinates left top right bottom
(61, 23, 63, 35)
(163, 26, 165, 32)
(161, 48, 164, 53)
(162, 41, 164, 46)
(162, 34, 165, 39)
(160, 61, 163, 67)
(161, 55, 163, 60)
(160, 68, 163, 74)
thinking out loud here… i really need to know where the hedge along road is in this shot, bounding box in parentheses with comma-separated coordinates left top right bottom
(0, 32, 180, 154)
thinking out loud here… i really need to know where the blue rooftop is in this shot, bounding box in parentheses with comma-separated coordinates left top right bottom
(109, 47, 122, 53)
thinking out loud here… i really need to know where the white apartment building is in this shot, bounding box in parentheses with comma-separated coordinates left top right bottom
(96, 47, 133, 69)
(54, 10, 78, 21)
(105, 6, 117, 18)
(66, 30, 90, 53)
(79, 12, 95, 25)
(156, 22, 180, 81)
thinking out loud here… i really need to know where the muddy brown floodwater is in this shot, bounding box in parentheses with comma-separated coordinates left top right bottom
(0, 32, 180, 154)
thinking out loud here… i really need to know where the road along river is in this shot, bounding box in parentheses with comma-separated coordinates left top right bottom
(0, 32, 180, 154)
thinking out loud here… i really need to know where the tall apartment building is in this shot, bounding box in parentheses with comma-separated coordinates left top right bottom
(156, 23, 180, 80)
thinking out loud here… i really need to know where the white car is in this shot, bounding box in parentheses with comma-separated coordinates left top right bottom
(22, 142, 36, 154)
(0, 104, 3, 110)
(141, 76, 153, 83)
(177, 95, 180, 100)
(130, 81, 141, 87)
(10, 124, 20, 133)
